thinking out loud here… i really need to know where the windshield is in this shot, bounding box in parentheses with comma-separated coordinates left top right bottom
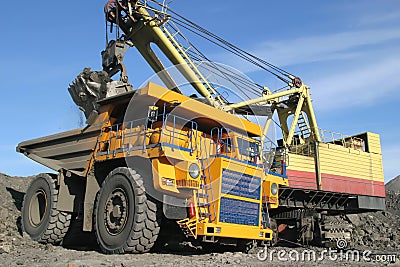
(236, 137, 260, 158)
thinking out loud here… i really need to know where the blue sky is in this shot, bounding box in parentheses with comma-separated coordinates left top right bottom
(0, 1, 399, 182)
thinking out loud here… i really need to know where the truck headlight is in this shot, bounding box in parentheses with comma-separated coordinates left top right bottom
(271, 183, 278, 195)
(189, 163, 200, 179)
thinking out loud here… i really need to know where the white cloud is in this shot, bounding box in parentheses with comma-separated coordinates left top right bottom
(253, 28, 400, 67)
(214, 27, 400, 72)
(311, 57, 400, 111)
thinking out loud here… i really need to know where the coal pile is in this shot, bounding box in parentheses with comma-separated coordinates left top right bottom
(347, 211, 400, 252)
(386, 175, 400, 216)
(346, 175, 400, 252)
(386, 175, 400, 193)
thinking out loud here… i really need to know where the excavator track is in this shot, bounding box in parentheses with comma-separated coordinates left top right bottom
(320, 215, 353, 248)
(272, 209, 354, 248)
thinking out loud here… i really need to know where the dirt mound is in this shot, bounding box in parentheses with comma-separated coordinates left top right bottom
(344, 176, 400, 251)
(386, 175, 400, 193)
(0, 173, 44, 253)
(347, 211, 400, 251)
(386, 175, 400, 216)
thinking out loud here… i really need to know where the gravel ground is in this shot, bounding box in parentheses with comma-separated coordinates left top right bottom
(0, 173, 399, 267)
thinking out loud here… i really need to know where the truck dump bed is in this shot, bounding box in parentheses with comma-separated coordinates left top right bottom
(16, 125, 101, 176)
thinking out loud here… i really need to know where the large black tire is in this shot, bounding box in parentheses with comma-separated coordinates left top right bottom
(21, 173, 71, 244)
(94, 167, 160, 254)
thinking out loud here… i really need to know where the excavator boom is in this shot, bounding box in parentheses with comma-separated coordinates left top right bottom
(103, 0, 323, 147)
(105, 0, 227, 109)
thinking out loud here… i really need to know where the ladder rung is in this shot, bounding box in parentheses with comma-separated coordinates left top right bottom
(197, 193, 209, 198)
(184, 46, 192, 53)
(171, 31, 179, 38)
(200, 184, 209, 189)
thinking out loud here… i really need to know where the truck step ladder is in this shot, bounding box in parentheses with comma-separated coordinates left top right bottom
(197, 162, 214, 221)
(197, 135, 217, 222)
(297, 112, 311, 139)
(177, 218, 197, 238)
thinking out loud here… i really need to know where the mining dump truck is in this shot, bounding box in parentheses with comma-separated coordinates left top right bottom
(17, 0, 385, 253)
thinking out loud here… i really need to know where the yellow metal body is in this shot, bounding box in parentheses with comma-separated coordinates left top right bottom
(284, 132, 385, 197)
(179, 157, 275, 241)
(91, 82, 286, 241)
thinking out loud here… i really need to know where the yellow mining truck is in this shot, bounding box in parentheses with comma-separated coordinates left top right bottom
(18, 80, 284, 253)
(18, 0, 385, 252)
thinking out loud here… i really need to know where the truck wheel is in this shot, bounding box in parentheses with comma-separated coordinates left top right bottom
(94, 167, 160, 254)
(22, 173, 71, 244)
